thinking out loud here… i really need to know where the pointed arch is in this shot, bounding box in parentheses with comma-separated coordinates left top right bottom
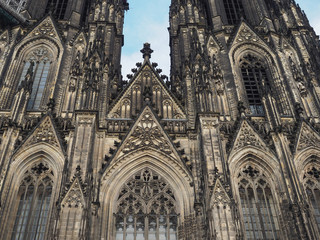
(294, 149, 320, 234)
(99, 149, 194, 239)
(229, 30, 292, 116)
(0, 143, 65, 240)
(0, 17, 64, 110)
(229, 151, 282, 240)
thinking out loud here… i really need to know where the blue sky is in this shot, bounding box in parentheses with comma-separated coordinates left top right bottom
(121, 0, 320, 78)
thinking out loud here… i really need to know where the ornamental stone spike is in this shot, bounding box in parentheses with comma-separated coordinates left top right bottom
(140, 43, 153, 63)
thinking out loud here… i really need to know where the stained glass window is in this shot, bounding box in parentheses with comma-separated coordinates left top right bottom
(238, 165, 279, 240)
(11, 163, 53, 240)
(115, 169, 178, 240)
(19, 48, 52, 110)
(304, 163, 320, 230)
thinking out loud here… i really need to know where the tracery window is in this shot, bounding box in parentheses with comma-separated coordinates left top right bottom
(19, 48, 52, 110)
(45, 0, 69, 19)
(240, 55, 270, 116)
(238, 165, 279, 240)
(223, 0, 245, 25)
(115, 169, 178, 240)
(11, 162, 54, 240)
(4, 0, 27, 13)
(303, 163, 320, 229)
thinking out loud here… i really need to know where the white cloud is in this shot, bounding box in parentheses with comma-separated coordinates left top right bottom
(121, 19, 170, 79)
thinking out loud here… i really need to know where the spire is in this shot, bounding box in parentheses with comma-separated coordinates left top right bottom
(140, 43, 153, 63)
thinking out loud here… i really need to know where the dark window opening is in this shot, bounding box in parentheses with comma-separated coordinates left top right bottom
(45, 0, 68, 20)
(240, 55, 270, 116)
(223, 0, 245, 25)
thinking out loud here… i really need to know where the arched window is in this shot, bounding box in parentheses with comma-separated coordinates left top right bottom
(19, 48, 52, 110)
(237, 165, 279, 239)
(224, 0, 245, 25)
(11, 162, 54, 240)
(303, 162, 320, 229)
(45, 0, 69, 19)
(115, 168, 178, 239)
(240, 55, 270, 116)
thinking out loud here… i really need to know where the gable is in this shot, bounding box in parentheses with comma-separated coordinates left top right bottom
(296, 122, 320, 153)
(16, 115, 65, 153)
(210, 178, 230, 206)
(61, 178, 85, 208)
(113, 106, 181, 159)
(107, 63, 186, 120)
(229, 22, 267, 48)
(229, 120, 271, 156)
(0, 30, 10, 45)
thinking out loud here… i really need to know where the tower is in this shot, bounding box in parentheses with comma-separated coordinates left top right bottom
(0, 0, 320, 239)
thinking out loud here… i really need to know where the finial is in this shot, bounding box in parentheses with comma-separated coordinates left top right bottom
(47, 98, 55, 112)
(140, 43, 153, 63)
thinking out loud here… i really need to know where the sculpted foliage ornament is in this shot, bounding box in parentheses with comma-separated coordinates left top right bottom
(32, 18, 57, 38)
(232, 121, 266, 152)
(61, 178, 85, 208)
(297, 124, 320, 152)
(236, 26, 259, 43)
(25, 117, 59, 148)
(211, 179, 230, 205)
(122, 108, 172, 154)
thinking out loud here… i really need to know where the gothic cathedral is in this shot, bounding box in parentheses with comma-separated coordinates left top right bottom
(0, 0, 320, 239)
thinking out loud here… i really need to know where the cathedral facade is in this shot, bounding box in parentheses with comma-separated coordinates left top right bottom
(0, 0, 320, 239)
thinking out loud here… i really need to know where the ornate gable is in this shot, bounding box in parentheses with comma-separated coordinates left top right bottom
(61, 175, 86, 208)
(296, 121, 320, 153)
(229, 22, 265, 47)
(102, 105, 193, 184)
(107, 61, 186, 120)
(0, 30, 10, 45)
(229, 120, 270, 155)
(16, 115, 65, 152)
(114, 106, 181, 159)
(210, 178, 230, 206)
(70, 31, 87, 47)
(22, 16, 62, 43)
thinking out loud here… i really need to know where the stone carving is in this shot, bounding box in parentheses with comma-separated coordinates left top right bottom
(211, 179, 230, 205)
(232, 121, 266, 152)
(236, 26, 259, 43)
(25, 117, 59, 148)
(32, 18, 57, 38)
(297, 124, 320, 151)
(61, 178, 85, 208)
(122, 108, 172, 154)
(61, 166, 86, 208)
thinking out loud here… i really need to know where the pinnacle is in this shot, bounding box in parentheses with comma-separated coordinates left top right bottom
(140, 43, 153, 63)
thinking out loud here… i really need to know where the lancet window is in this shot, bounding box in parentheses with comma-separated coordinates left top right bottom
(240, 55, 270, 116)
(223, 0, 245, 25)
(45, 0, 69, 19)
(237, 165, 279, 240)
(303, 162, 320, 229)
(19, 48, 52, 110)
(115, 168, 178, 240)
(10, 162, 54, 240)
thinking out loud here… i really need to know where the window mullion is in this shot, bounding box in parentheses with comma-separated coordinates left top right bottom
(245, 187, 256, 240)
(264, 187, 278, 240)
(16, 184, 29, 240)
(123, 215, 127, 240)
(25, 183, 38, 240)
(255, 187, 267, 240)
